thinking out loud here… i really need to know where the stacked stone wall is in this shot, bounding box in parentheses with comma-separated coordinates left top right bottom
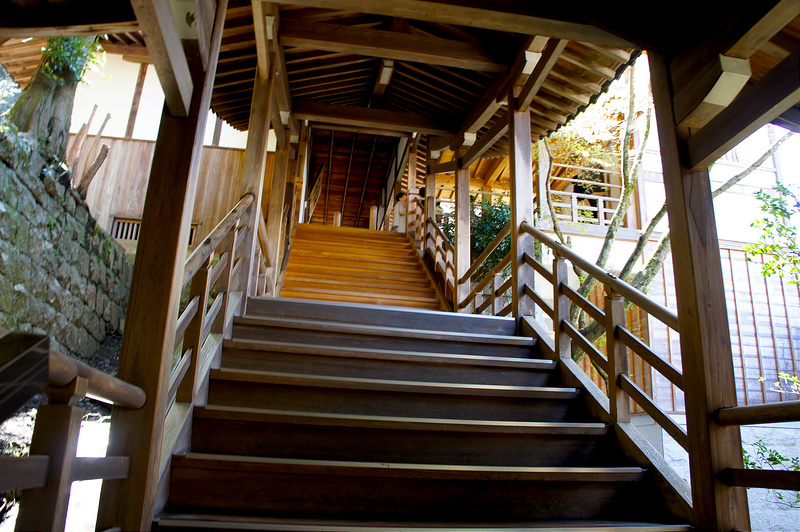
(0, 125, 131, 360)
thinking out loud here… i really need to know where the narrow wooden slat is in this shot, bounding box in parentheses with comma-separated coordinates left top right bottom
(460, 221, 511, 284)
(562, 319, 607, 373)
(168, 349, 192, 404)
(523, 251, 554, 283)
(498, 303, 512, 317)
(524, 283, 554, 318)
(495, 277, 512, 297)
(619, 374, 689, 451)
(174, 295, 200, 344)
(209, 251, 230, 287)
(616, 326, 684, 390)
(719, 468, 800, 491)
(562, 283, 605, 325)
(202, 292, 226, 342)
(715, 401, 800, 427)
(72, 456, 130, 482)
(0, 455, 49, 491)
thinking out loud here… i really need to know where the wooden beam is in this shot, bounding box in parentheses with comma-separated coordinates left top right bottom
(96, 1, 227, 529)
(251, 0, 271, 79)
(270, 0, 634, 47)
(0, 0, 137, 39)
(265, 140, 290, 294)
(293, 100, 458, 136)
(650, 51, 750, 532)
(130, 0, 193, 117)
(517, 39, 568, 112)
(687, 49, 800, 170)
(125, 63, 148, 139)
(280, 19, 508, 73)
(460, 113, 508, 168)
(723, 0, 799, 59)
(673, 54, 751, 129)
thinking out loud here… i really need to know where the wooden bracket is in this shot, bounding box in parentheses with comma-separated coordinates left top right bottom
(674, 54, 751, 129)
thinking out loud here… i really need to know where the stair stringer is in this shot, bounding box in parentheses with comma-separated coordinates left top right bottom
(521, 315, 694, 525)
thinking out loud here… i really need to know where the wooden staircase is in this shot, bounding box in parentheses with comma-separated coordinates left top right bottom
(155, 297, 690, 531)
(280, 224, 446, 310)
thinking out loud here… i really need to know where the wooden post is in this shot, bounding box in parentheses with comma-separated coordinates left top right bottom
(176, 257, 211, 403)
(649, 51, 749, 532)
(265, 140, 290, 295)
(369, 205, 378, 230)
(552, 254, 571, 360)
(96, 12, 227, 525)
(508, 93, 536, 323)
(492, 273, 503, 316)
(605, 288, 630, 423)
(211, 224, 238, 339)
(333, 211, 342, 226)
(237, 67, 276, 306)
(454, 152, 470, 312)
(16, 377, 87, 532)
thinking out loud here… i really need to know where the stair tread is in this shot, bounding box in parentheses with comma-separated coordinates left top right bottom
(156, 514, 692, 531)
(282, 280, 436, 297)
(211, 368, 579, 399)
(234, 315, 535, 346)
(195, 405, 607, 435)
(283, 276, 434, 292)
(224, 337, 551, 370)
(173, 453, 647, 481)
(281, 286, 441, 303)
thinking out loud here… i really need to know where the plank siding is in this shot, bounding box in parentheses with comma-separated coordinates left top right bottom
(69, 135, 251, 247)
(649, 247, 800, 413)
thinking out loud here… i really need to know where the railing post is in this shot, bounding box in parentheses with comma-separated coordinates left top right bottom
(492, 273, 504, 316)
(369, 205, 378, 230)
(265, 138, 291, 296)
(605, 287, 630, 423)
(333, 211, 342, 226)
(552, 253, 571, 360)
(214, 221, 239, 339)
(454, 154, 470, 312)
(16, 376, 86, 532)
(508, 92, 536, 323)
(177, 257, 211, 403)
(650, 51, 749, 531)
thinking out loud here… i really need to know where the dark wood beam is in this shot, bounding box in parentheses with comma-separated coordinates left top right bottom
(280, 19, 508, 73)
(517, 39, 568, 112)
(293, 100, 458, 136)
(271, 0, 634, 47)
(0, 0, 137, 38)
(687, 49, 800, 170)
(460, 113, 509, 168)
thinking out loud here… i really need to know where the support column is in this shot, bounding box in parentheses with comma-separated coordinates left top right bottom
(96, 2, 227, 526)
(649, 52, 749, 532)
(508, 93, 536, 323)
(264, 138, 290, 295)
(454, 153, 470, 312)
(237, 67, 276, 306)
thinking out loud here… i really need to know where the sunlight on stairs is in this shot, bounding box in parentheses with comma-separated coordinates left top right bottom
(280, 224, 446, 310)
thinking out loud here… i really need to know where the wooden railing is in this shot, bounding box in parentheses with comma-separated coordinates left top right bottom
(548, 175, 622, 227)
(0, 331, 145, 532)
(518, 220, 800, 520)
(406, 198, 456, 304)
(458, 221, 512, 316)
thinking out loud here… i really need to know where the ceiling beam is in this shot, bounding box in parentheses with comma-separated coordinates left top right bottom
(0, 1, 137, 38)
(460, 113, 509, 168)
(686, 49, 799, 170)
(280, 19, 508, 73)
(251, 0, 272, 79)
(293, 100, 458, 136)
(271, 0, 634, 48)
(517, 39, 568, 112)
(129, 0, 193, 117)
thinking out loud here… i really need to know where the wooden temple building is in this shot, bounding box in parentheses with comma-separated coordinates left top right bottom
(0, 1, 799, 531)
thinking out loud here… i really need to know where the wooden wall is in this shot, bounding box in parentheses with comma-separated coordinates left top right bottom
(69, 135, 254, 247)
(649, 247, 799, 413)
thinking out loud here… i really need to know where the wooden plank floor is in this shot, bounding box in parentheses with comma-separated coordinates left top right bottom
(280, 224, 446, 310)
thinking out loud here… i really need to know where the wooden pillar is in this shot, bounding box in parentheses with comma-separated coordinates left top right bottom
(454, 154, 470, 312)
(237, 68, 275, 307)
(508, 93, 536, 323)
(649, 51, 749, 532)
(264, 139, 290, 295)
(96, 3, 227, 524)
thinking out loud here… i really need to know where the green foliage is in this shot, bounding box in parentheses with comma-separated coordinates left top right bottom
(759, 372, 800, 397)
(39, 36, 104, 86)
(743, 182, 800, 285)
(742, 438, 800, 508)
(441, 198, 511, 282)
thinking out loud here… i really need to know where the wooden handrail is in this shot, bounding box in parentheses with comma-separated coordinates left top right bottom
(521, 221, 679, 331)
(48, 350, 145, 410)
(428, 217, 455, 254)
(715, 400, 800, 426)
(460, 221, 511, 284)
(183, 192, 255, 287)
(459, 253, 511, 309)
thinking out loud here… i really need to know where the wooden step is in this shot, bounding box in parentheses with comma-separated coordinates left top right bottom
(290, 239, 419, 257)
(246, 297, 517, 335)
(282, 275, 433, 293)
(191, 405, 614, 466)
(233, 315, 537, 357)
(156, 514, 693, 532)
(282, 268, 433, 287)
(168, 453, 651, 521)
(280, 288, 443, 310)
(281, 278, 437, 298)
(222, 338, 554, 386)
(207, 368, 581, 421)
(288, 249, 422, 267)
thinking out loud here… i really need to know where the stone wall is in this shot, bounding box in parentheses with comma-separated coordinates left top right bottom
(0, 124, 131, 360)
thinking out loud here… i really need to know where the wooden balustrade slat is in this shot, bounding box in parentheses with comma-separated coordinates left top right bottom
(495, 277, 512, 297)
(202, 291, 226, 342)
(522, 222, 679, 330)
(234, 224, 249, 254)
(719, 468, 800, 491)
(459, 253, 511, 309)
(562, 319, 608, 373)
(174, 296, 200, 345)
(562, 283, 605, 324)
(460, 221, 511, 284)
(619, 374, 689, 450)
(475, 294, 493, 314)
(493, 274, 504, 317)
(183, 193, 254, 288)
(48, 351, 146, 410)
(209, 251, 230, 286)
(72, 456, 130, 482)
(168, 349, 192, 405)
(523, 283, 554, 318)
(616, 326, 685, 390)
(0, 455, 49, 491)
(522, 252, 553, 283)
(498, 302, 512, 316)
(429, 218, 455, 253)
(715, 400, 800, 426)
